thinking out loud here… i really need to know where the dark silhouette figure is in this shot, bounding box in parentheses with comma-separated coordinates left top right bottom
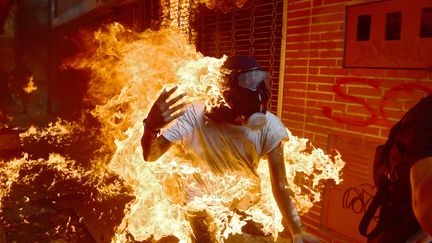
(8, 61, 32, 113)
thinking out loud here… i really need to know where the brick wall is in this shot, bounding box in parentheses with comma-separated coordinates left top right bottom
(281, 0, 432, 242)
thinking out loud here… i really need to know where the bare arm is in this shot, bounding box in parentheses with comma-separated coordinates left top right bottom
(141, 128, 173, 161)
(410, 156, 432, 235)
(267, 144, 320, 243)
(141, 86, 185, 162)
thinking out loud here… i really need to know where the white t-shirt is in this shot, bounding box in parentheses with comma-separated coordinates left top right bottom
(162, 102, 288, 177)
(162, 102, 288, 207)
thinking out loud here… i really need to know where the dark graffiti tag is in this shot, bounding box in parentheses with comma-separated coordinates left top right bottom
(342, 183, 375, 215)
(322, 78, 432, 127)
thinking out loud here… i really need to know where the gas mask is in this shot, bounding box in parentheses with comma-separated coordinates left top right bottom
(205, 55, 271, 130)
(224, 75, 270, 130)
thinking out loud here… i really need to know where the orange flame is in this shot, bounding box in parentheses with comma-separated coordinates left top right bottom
(23, 76, 37, 94)
(0, 22, 345, 242)
(64, 22, 345, 242)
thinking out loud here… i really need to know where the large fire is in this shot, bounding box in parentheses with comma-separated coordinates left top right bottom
(0, 22, 345, 242)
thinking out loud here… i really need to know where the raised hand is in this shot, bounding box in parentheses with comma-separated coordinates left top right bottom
(145, 86, 186, 132)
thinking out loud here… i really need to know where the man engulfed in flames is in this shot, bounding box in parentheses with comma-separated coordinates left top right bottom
(141, 55, 320, 243)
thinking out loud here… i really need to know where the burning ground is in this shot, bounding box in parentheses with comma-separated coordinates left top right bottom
(0, 23, 345, 242)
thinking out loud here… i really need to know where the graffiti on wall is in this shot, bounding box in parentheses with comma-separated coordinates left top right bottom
(322, 78, 432, 127)
(342, 183, 375, 216)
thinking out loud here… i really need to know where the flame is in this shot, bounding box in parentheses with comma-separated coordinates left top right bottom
(0, 22, 345, 242)
(19, 118, 77, 144)
(198, 0, 249, 13)
(66, 22, 345, 242)
(0, 153, 85, 203)
(23, 76, 37, 93)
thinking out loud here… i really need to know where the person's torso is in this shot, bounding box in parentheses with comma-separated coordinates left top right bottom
(182, 103, 264, 177)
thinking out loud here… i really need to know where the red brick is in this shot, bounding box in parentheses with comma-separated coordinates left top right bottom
(315, 140, 329, 150)
(311, 16, 322, 24)
(315, 117, 339, 127)
(286, 34, 312, 42)
(366, 97, 385, 107)
(365, 135, 387, 145)
(288, 127, 306, 137)
(381, 108, 406, 121)
(346, 104, 374, 115)
(286, 43, 310, 50)
(310, 33, 321, 41)
(286, 67, 309, 74)
(306, 205, 323, 218)
(311, 5, 344, 15)
(306, 106, 325, 116)
(320, 31, 343, 40)
(305, 124, 329, 135)
(308, 83, 318, 91)
(320, 50, 342, 58)
(309, 59, 337, 67)
(284, 112, 306, 122)
(309, 41, 339, 49)
(317, 101, 345, 111)
(304, 131, 315, 140)
(404, 99, 423, 110)
(333, 92, 357, 103)
(283, 90, 307, 98)
(350, 68, 387, 77)
(307, 100, 318, 106)
(380, 127, 390, 137)
(284, 97, 306, 106)
(332, 236, 353, 243)
(324, 0, 352, 5)
(319, 67, 350, 75)
(287, 9, 312, 18)
(285, 59, 309, 67)
(283, 103, 307, 113)
(311, 23, 340, 32)
(317, 84, 334, 92)
(315, 133, 329, 143)
(327, 110, 365, 120)
(418, 80, 432, 88)
(372, 118, 392, 128)
(287, 18, 311, 26)
(287, 26, 311, 35)
(286, 50, 319, 58)
(370, 78, 405, 89)
(309, 67, 319, 74)
(288, 1, 313, 11)
(386, 69, 429, 79)
(305, 115, 316, 124)
(308, 75, 335, 84)
(285, 82, 308, 91)
(348, 86, 382, 97)
(283, 120, 304, 130)
(284, 74, 307, 82)
(380, 98, 405, 110)
(346, 124, 380, 136)
(307, 92, 334, 101)
(321, 13, 344, 22)
(313, 0, 323, 7)
(386, 85, 432, 99)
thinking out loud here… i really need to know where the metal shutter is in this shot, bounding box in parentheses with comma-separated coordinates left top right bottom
(196, 0, 284, 114)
